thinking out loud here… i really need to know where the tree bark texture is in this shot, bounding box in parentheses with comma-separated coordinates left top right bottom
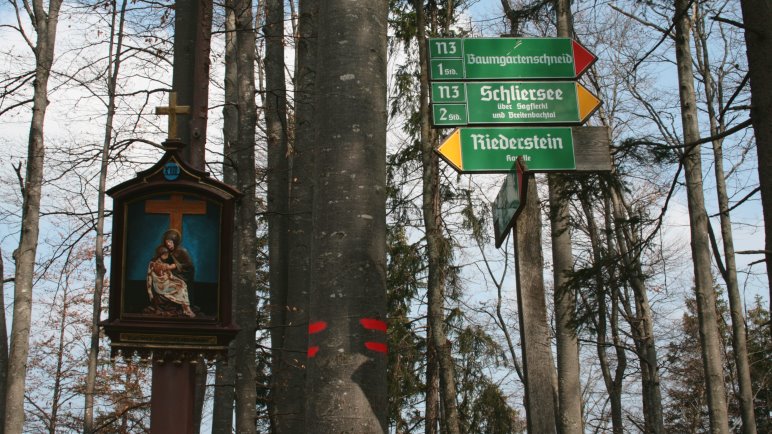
(264, 0, 292, 430)
(415, 2, 462, 433)
(4, 0, 62, 432)
(232, 0, 259, 430)
(738, 0, 772, 313)
(674, 1, 730, 432)
(304, 1, 389, 432)
(273, 0, 317, 431)
(552, 2, 583, 432)
(515, 174, 558, 434)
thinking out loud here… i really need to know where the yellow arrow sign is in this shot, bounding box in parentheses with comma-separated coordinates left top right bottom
(437, 129, 463, 171)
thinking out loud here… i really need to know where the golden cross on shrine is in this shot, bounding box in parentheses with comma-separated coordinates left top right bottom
(145, 194, 207, 234)
(155, 92, 191, 140)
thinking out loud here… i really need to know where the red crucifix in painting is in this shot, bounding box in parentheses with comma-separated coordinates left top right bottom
(103, 140, 240, 358)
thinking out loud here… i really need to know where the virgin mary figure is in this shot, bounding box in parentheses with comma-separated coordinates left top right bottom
(144, 229, 197, 317)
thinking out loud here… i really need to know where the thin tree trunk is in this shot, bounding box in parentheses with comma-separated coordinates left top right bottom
(578, 191, 623, 434)
(304, 0, 388, 431)
(210, 1, 238, 431)
(273, 0, 317, 431)
(4, 0, 63, 432)
(674, 1, 730, 431)
(83, 1, 128, 431)
(0, 250, 7, 430)
(233, 0, 259, 430)
(515, 175, 558, 434)
(608, 182, 665, 434)
(693, 5, 756, 431)
(552, 2, 583, 433)
(425, 345, 440, 434)
(265, 0, 290, 429)
(49, 283, 73, 434)
(738, 0, 772, 313)
(415, 2, 461, 433)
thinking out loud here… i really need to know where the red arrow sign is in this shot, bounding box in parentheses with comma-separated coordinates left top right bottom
(572, 40, 596, 77)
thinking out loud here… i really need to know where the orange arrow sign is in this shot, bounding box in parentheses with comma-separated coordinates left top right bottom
(436, 129, 464, 171)
(576, 83, 601, 124)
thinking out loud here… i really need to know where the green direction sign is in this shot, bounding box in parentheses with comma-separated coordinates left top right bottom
(436, 127, 576, 172)
(431, 81, 601, 126)
(428, 37, 597, 80)
(492, 164, 526, 249)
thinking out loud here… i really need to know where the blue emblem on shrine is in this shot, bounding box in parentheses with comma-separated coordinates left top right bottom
(164, 162, 180, 181)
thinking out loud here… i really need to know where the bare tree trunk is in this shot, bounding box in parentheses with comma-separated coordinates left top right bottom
(304, 0, 388, 432)
(608, 182, 665, 433)
(264, 0, 291, 430)
(515, 175, 558, 434)
(83, 1, 128, 431)
(425, 346, 440, 434)
(415, 2, 461, 433)
(0, 251, 6, 430)
(693, 5, 757, 431)
(273, 0, 317, 431)
(674, 1, 730, 431)
(233, 0, 259, 430)
(551, 2, 583, 433)
(211, 1, 238, 431)
(578, 191, 624, 434)
(738, 0, 772, 312)
(4, 0, 63, 432)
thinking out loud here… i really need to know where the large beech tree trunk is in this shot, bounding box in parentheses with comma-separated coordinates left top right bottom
(304, 1, 389, 432)
(4, 0, 63, 432)
(674, 1, 729, 431)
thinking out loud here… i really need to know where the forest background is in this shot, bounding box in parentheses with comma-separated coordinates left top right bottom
(0, 0, 769, 433)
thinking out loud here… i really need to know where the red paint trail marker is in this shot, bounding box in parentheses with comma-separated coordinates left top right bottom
(364, 342, 388, 353)
(360, 318, 388, 354)
(308, 321, 327, 334)
(359, 318, 387, 332)
(307, 346, 319, 358)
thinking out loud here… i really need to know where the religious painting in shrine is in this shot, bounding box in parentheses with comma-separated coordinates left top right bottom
(121, 192, 221, 320)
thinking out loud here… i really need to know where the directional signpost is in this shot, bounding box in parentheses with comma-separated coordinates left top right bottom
(427, 36, 610, 244)
(429, 37, 597, 80)
(431, 81, 601, 126)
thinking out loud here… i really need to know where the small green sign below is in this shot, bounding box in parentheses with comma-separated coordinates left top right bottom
(492, 163, 525, 249)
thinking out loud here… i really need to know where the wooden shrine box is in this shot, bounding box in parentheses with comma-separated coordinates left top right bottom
(103, 140, 240, 360)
